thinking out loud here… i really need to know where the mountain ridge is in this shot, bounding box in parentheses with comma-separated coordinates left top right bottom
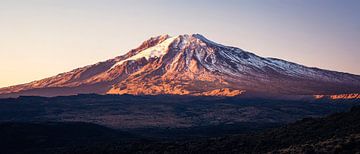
(1, 34, 359, 98)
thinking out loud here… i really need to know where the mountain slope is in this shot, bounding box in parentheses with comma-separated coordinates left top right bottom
(0, 34, 359, 98)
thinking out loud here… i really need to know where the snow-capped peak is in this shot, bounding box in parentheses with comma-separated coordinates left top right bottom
(111, 35, 177, 69)
(1, 33, 360, 98)
(109, 34, 217, 69)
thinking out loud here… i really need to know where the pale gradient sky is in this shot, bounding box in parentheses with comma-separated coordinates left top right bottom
(1, 0, 359, 88)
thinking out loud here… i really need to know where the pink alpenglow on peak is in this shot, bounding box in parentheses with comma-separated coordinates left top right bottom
(0, 34, 360, 98)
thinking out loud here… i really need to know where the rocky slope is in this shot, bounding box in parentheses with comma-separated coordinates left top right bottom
(1, 34, 359, 98)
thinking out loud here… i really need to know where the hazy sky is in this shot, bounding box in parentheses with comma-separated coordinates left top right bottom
(1, 0, 359, 88)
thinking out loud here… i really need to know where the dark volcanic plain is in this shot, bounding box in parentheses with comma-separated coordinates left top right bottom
(0, 94, 356, 129)
(0, 94, 359, 154)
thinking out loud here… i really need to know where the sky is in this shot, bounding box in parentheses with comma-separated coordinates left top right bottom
(0, 0, 359, 88)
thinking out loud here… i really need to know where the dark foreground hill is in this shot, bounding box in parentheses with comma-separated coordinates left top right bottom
(0, 104, 359, 153)
(62, 107, 360, 153)
(0, 122, 135, 154)
(134, 106, 360, 154)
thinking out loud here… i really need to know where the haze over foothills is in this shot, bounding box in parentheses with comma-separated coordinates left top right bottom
(1, 0, 360, 88)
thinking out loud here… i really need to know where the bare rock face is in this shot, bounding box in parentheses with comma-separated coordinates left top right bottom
(314, 93, 360, 100)
(1, 34, 360, 98)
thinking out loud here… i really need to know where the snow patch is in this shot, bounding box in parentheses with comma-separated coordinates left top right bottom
(110, 36, 177, 69)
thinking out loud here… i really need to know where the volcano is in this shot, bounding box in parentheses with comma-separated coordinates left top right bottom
(1, 34, 359, 98)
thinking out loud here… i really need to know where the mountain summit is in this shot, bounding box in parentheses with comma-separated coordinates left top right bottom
(1, 34, 360, 98)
